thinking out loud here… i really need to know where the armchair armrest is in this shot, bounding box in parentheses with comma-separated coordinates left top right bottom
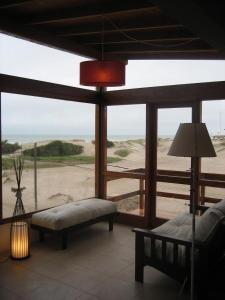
(188, 204, 209, 213)
(133, 228, 203, 248)
(196, 205, 210, 213)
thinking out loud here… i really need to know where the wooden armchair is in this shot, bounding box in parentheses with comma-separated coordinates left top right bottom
(133, 228, 204, 283)
(133, 205, 225, 289)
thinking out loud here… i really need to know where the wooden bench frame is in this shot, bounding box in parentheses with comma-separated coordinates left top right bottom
(31, 212, 118, 250)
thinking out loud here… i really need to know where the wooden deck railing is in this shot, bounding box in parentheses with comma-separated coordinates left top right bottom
(105, 168, 225, 210)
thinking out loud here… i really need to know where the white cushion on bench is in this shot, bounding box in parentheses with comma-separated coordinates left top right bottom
(31, 198, 117, 230)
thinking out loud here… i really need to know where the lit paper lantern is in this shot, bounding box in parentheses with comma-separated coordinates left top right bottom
(80, 61, 126, 87)
(11, 220, 29, 260)
(10, 158, 30, 260)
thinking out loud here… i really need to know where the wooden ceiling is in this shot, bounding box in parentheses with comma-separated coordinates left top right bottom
(0, 0, 225, 60)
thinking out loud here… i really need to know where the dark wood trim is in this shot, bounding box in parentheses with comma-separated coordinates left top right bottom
(58, 24, 184, 38)
(26, 5, 158, 26)
(0, 92, 2, 220)
(0, 0, 31, 9)
(106, 170, 145, 180)
(156, 101, 197, 109)
(108, 190, 142, 202)
(0, 74, 98, 104)
(157, 191, 189, 201)
(104, 50, 224, 61)
(145, 104, 158, 228)
(104, 81, 225, 105)
(155, 217, 168, 227)
(85, 37, 199, 46)
(0, 16, 99, 59)
(95, 104, 100, 197)
(150, 0, 225, 52)
(95, 90, 107, 199)
(105, 40, 211, 53)
(0, 207, 49, 224)
(116, 212, 145, 228)
(191, 101, 202, 213)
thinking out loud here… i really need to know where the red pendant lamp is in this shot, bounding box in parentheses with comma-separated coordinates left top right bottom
(80, 60, 126, 87)
(80, 16, 126, 87)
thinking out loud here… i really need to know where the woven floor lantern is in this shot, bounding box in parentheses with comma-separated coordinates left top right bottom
(10, 157, 30, 260)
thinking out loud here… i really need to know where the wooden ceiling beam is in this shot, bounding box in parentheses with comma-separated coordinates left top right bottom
(0, 74, 99, 104)
(25, 4, 158, 25)
(77, 28, 195, 44)
(104, 81, 225, 105)
(84, 37, 199, 46)
(104, 40, 212, 53)
(0, 15, 100, 59)
(0, 0, 31, 9)
(105, 52, 224, 60)
(106, 49, 216, 55)
(150, 0, 225, 52)
(58, 24, 184, 37)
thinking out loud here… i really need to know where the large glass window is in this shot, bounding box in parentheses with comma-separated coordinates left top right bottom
(201, 100, 225, 205)
(0, 33, 91, 88)
(107, 105, 146, 216)
(157, 107, 192, 219)
(1, 93, 95, 218)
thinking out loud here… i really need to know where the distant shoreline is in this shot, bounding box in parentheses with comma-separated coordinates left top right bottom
(2, 134, 173, 144)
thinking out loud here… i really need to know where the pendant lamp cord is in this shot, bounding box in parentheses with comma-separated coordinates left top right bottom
(103, 15, 196, 49)
(101, 15, 105, 61)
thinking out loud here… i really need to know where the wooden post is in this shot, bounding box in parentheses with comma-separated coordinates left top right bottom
(34, 142, 38, 210)
(139, 179, 144, 215)
(95, 88, 107, 199)
(145, 104, 158, 228)
(0, 93, 2, 220)
(200, 185, 205, 206)
(135, 232, 144, 282)
(190, 101, 202, 213)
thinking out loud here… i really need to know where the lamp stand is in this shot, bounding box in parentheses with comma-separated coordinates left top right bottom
(190, 157, 198, 300)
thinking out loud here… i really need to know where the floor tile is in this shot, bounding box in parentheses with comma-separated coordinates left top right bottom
(0, 223, 190, 300)
(0, 286, 22, 300)
(23, 278, 81, 300)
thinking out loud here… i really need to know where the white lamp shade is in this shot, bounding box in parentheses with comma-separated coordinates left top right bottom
(168, 123, 216, 158)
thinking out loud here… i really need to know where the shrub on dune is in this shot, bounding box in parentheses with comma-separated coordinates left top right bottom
(23, 140, 83, 156)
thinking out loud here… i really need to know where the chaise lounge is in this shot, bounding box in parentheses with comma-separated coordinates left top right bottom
(31, 198, 118, 249)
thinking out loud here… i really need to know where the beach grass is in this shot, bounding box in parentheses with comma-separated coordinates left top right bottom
(126, 139, 145, 146)
(2, 155, 121, 170)
(114, 148, 131, 157)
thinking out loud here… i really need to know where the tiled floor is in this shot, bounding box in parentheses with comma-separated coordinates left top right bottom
(0, 223, 190, 300)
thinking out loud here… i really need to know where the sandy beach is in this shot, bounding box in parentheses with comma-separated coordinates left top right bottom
(2, 137, 225, 219)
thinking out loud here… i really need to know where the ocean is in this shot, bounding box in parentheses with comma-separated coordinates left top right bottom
(2, 134, 145, 144)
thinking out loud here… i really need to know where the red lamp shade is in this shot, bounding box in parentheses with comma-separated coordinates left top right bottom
(80, 61, 126, 87)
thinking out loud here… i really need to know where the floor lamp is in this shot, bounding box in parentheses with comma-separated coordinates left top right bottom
(168, 123, 216, 300)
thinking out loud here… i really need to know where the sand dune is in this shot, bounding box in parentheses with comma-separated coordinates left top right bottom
(2, 138, 225, 219)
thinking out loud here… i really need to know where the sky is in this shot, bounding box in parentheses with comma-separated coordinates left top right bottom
(1, 33, 225, 137)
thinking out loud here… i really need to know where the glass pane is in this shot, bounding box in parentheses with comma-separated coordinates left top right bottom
(107, 105, 146, 216)
(1, 93, 95, 218)
(0, 33, 93, 89)
(202, 100, 225, 174)
(201, 100, 225, 204)
(157, 107, 192, 219)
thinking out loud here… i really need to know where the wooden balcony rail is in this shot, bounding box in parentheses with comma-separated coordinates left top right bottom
(105, 168, 225, 211)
